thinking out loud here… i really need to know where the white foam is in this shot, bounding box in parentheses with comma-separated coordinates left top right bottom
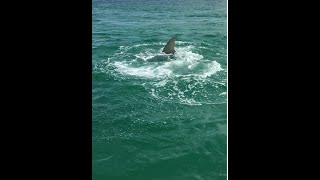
(175, 41, 196, 45)
(135, 50, 158, 61)
(132, 42, 166, 47)
(154, 79, 168, 87)
(113, 45, 209, 79)
(175, 46, 203, 62)
(179, 98, 203, 106)
(134, 48, 170, 61)
(200, 61, 223, 78)
(113, 61, 172, 79)
(96, 41, 226, 105)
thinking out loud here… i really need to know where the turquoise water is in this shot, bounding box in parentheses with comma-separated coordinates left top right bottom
(92, 0, 227, 179)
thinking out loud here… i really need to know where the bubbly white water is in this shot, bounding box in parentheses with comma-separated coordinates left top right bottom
(94, 41, 226, 105)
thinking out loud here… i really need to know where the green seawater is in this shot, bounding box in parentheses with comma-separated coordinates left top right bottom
(92, 0, 227, 179)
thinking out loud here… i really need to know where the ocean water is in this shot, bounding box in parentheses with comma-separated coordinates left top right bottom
(92, 0, 227, 179)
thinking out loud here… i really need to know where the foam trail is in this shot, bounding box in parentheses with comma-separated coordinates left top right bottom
(96, 155, 113, 162)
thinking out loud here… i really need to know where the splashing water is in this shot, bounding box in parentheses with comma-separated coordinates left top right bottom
(93, 41, 226, 105)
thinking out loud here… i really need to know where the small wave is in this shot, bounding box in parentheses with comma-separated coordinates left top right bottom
(186, 14, 210, 17)
(219, 92, 227, 96)
(96, 155, 113, 162)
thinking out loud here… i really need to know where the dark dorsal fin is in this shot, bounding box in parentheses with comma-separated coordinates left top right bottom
(162, 37, 176, 54)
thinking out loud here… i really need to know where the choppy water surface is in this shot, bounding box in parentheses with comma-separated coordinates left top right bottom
(93, 0, 227, 179)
